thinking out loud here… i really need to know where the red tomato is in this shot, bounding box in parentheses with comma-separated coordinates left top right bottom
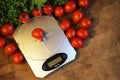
(32, 8, 42, 17)
(31, 28, 44, 40)
(0, 37, 6, 48)
(13, 52, 24, 64)
(80, 18, 92, 28)
(71, 37, 84, 48)
(78, 0, 90, 8)
(54, 6, 64, 17)
(64, 1, 77, 13)
(66, 28, 76, 39)
(18, 11, 30, 23)
(60, 19, 71, 31)
(1, 23, 14, 36)
(72, 10, 84, 23)
(77, 28, 90, 39)
(5, 43, 17, 55)
(42, 4, 54, 15)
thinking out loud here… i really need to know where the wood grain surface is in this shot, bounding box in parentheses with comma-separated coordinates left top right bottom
(0, 0, 120, 80)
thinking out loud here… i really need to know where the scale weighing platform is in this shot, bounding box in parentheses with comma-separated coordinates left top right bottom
(13, 16, 76, 78)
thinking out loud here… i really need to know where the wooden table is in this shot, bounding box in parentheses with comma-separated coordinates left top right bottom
(0, 0, 120, 80)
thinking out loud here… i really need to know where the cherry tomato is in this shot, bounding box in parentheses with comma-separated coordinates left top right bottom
(32, 8, 42, 17)
(80, 18, 92, 28)
(78, 0, 90, 8)
(72, 10, 84, 23)
(54, 6, 64, 17)
(13, 52, 24, 64)
(1, 23, 14, 36)
(71, 37, 84, 48)
(31, 28, 44, 40)
(66, 28, 76, 39)
(42, 4, 54, 15)
(60, 19, 71, 31)
(77, 28, 90, 39)
(64, 1, 77, 13)
(18, 11, 30, 23)
(0, 37, 6, 48)
(5, 43, 17, 55)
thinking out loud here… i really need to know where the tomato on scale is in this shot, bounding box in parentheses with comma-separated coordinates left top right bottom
(31, 28, 45, 41)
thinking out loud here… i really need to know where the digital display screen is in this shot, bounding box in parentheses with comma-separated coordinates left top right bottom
(48, 56, 63, 68)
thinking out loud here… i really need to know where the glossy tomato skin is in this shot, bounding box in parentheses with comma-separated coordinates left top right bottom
(60, 19, 71, 31)
(64, 0, 77, 13)
(13, 52, 24, 64)
(18, 11, 30, 23)
(31, 28, 44, 40)
(71, 37, 84, 48)
(80, 18, 92, 28)
(42, 4, 54, 15)
(77, 28, 90, 39)
(72, 10, 84, 23)
(66, 28, 76, 39)
(5, 43, 17, 55)
(54, 6, 64, 17)
(1, 23, 14, 36)
(0, 37, 6, 48)
(32, 8, 42, 17)
(78, 0, 90, 8)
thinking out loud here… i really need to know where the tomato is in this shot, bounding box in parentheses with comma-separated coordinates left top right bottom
(32, 8, 42, 17)
(42, 4, 54, 15)
(18, 11, 30, 23)
(80, 18, 92, 28)
(78, 0, 90, 8)
(77, 28, 90, 39)
(31, 28, 44, 40)
(5, 43, 17, 55)
(1, 23, 14, 36)
(54, 6, 64, 17)
(71, 37, 84, 48)
(60, 19, 71, 31)
(13, 52, 24, 64)
(64, 1, 77, 13)
(66, 28, 76, 39)
(0, 37, 6, 48)
(72, 10, 84, 23)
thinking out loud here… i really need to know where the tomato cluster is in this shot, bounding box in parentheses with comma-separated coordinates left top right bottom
(0, 0, 92, 64)
(30, 0, 92, 49)
(0, 24, 24, 64)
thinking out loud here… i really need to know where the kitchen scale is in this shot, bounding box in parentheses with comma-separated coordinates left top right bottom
(13, 16, 76, 78)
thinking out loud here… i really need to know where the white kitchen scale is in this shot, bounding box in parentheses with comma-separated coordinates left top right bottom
(13, 16, 76, 78)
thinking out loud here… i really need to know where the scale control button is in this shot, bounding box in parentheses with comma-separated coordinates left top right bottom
(42, 65, 48, 70)
(62, 53, 67, 59)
